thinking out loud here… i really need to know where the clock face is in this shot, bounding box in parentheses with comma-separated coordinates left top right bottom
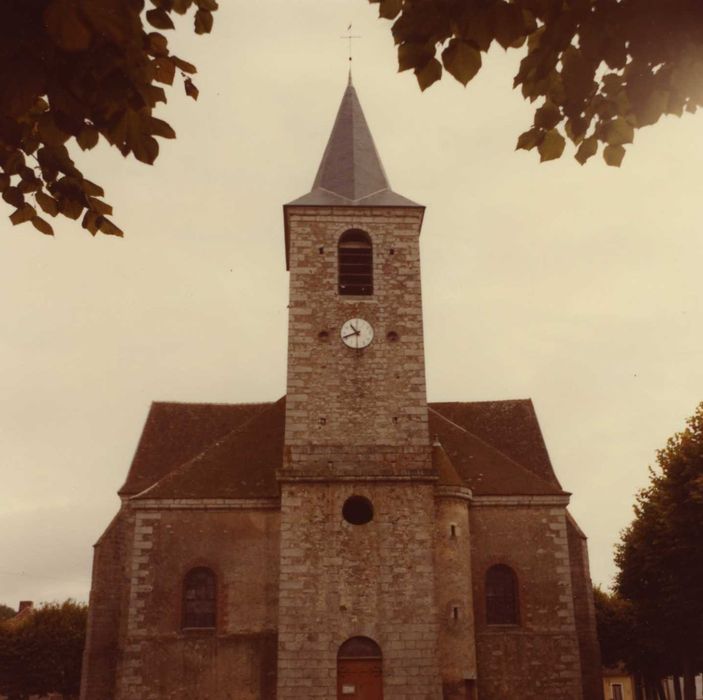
(340, 318, 374, 349)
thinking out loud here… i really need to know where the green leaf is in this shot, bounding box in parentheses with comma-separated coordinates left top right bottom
(534, 100, 561, 129)
(36, 191, 59, 216)
(4, 150, 25, 175)
(59, 196, 84, 220)
(194, 9, 213, 34)
(184, 78, 199, 100)
(515, 128, 542, 151)
(636, 90, 668, 127)
(146, 8, 175, 29)
(538, 128, 565, 162)
(172, 56, 197, 74)
(82, 210, 100, 235)
(415, 58, 442, 91)
(565, 116, 587, 144)
(603, 144, 626, 167)
(398, 43, 434, 72)
(493, 2, 527, 50)
(10, 204, 36, 226)
(575, 136, 598, 165)
(2, 186, 24, 208)
(82, 180, 104, 197)
(98, 218, 124, 237)
(379, 0, 402, 19)
(31, 216, 54, 236)
(88, 197, 113, 216)
(441, 39, 482, 86)
(132, 135, 159, 165)
(605, 117, 634, 147)
(153, 57, 176, 85)
(77, 127, 99, 150)
(147, 32, 169, 57)
(149, 117, 176, 139)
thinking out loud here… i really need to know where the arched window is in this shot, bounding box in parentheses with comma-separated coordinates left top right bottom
(485, 564, 519, 625)
(182, 567, 216, 629)
(338, 229, 373, 296)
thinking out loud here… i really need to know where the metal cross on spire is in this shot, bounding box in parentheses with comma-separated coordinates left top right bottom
(341, 24, 361, 83)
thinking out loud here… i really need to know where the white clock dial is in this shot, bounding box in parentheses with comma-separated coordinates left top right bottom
(340, 318, 374, 349)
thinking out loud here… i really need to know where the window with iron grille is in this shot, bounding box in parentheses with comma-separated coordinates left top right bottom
(485, 564, 519, 625)
(338, 229, 373, 296)
(182, 567, 216, 629)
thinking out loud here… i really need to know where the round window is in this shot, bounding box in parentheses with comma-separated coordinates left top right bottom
(342, 496, 374, 525)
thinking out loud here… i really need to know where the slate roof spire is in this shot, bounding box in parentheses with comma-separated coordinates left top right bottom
(286, 80, 420, 207)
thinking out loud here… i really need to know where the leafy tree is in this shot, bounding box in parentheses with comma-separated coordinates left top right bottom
(593, 586, 634, 669)
(370, 0, 703, 166)
(0, 0, 216, 237)
(615, 402, 703, 700)
(0, 599, 87, 700)
(0, 604, 15, 622)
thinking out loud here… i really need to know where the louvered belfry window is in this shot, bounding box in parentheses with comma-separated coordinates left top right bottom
(338, 229, 373, 296)
(182, 567, 216, 629)
(485, 564, 519, 625)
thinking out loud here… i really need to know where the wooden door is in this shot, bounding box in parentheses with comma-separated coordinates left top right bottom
(337, 658, 383, 700)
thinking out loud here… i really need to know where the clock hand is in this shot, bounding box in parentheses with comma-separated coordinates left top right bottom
(342, 331, 358, 339)
(350, 323, 358, 333)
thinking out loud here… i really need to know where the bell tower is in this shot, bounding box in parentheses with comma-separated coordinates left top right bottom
(276, 79, 443, 699)
(282, 76, 432, 478)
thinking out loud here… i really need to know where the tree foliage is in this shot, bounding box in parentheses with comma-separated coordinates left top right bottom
(593, 586, 634, 669)
(0, 600, 87, 700)
(0, 604, 16, 622)
(615, 402, 703, 700)
(0, 0, 217, 237)
(370, 0, 703, 165)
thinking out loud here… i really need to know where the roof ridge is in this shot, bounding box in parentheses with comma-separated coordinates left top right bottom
(150, 400, 273, 408)
(430, 398, 533, 407)
(428, 406, 564, 494)
(132, 397, 284, 499)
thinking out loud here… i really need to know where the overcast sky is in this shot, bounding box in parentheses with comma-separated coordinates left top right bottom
(1, 0, 702, 609)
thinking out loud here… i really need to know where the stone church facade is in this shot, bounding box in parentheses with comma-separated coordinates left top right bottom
(80, 79, 603, 700)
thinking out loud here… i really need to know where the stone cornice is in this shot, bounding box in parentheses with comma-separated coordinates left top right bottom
(129, 498, 280, 510)
(471, 495, 570, 507)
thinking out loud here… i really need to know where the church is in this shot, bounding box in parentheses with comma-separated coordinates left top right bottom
(79, 78, 603, 700)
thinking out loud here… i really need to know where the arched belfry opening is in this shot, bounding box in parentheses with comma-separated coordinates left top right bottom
(337, 636, 383, 699)
(338, 229, 373, 296)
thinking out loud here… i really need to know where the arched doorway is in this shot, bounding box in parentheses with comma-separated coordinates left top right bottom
(337, 636, 383, 700)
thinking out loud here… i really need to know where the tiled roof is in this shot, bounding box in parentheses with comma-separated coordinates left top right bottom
(134, 398, 284, 500)
(121, 398, 564, 500)
(119, 401, 269, 496)
(429, 400, 562, 489)
(286, 79, 420, 208)
(429, 408, 565, 497)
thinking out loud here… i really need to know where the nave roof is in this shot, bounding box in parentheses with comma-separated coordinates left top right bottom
(120, 397, 564, 500)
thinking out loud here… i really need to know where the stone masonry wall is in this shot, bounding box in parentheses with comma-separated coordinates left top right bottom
(80, 507, 130, 700)
(567, 516, 605, 700)
(277, 481, 442, 700)
(470, 499, 584, 700)
(433, 494, 477, 699)
(114, 503, 279, 700)
(284, 206, 430, 476)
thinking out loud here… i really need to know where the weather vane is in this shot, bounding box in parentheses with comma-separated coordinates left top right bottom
(341, 23, 361, 79)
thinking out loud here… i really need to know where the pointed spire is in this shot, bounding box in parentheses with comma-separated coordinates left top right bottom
(287, 82, 420, 207)
(311, 81, 389, 202)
